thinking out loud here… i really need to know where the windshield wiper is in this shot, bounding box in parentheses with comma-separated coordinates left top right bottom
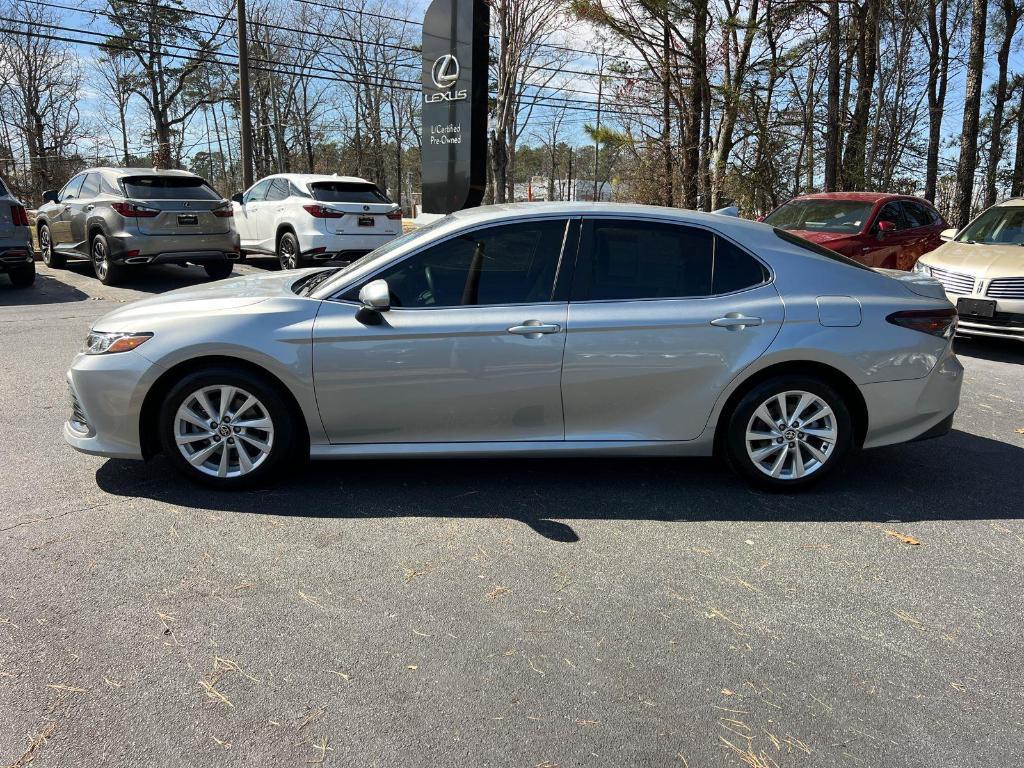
(296, 268, 340, 296)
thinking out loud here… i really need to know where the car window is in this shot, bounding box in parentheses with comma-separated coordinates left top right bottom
(311, 181, 390, 204)
(0, 178, 7, 196)
(712, 237, 769, 294)
(764, 199, 874, 233)
(901, 202, 932, 229)
(572, 220, 714, 301)
(60, 175, 85, 201)
(265, 178, 290, 202)
(957, 205, 1024, 245)
(244, 179, 272, 204)
(122, 176, 221, 200)
(876, 202, 909, 230)
(100, 175, 121, 195)
(290, 182, 310, 199)
(350, 219, 568, 308)
(79, 173, 100, 199)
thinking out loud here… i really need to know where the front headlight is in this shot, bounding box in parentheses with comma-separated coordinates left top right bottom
(913, 260, 932, 276)
(85, 331, 153, 355)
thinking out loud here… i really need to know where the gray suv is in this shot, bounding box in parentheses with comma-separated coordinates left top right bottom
(36, 168, 240, 285)
(0, 176, 34, 288)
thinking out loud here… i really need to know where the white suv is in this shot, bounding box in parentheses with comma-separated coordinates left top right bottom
(231, 174, 403, 269)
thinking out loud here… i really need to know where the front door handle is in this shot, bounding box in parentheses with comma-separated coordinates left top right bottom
(86, 204, 95, 211)
(508, 321, 561, 336)
(710, 314, 763, 330)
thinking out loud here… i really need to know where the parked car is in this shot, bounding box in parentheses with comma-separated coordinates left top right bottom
(64, 203, 962, 491)
(231, 174, 403, 270)
(36, 168, 240, 285)
(0, 177, 34, 288)
(763, 192, 947, 270)
(914, 197, 1024, 342)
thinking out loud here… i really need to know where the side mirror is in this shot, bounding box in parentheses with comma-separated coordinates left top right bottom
(231, 192, 244, 204)
(755, 214, 765, 223)
(359, 279, 391, 312)
(42, 190, 59, 204)
(939, 227, 957, 242)
(876, 220, 896, 239)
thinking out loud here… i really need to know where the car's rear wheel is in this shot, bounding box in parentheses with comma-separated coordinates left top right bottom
(277, 231, 304, 270)
(39, 224, 64, 268)
(8, 263, 35, 287)
(158, 369, 295, 488)
(91, 234, 122, 285)
(723, 376, 853, 491)
(204, 261, 233, 280)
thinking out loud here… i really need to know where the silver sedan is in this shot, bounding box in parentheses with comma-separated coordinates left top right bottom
(64, 203, 963, 490)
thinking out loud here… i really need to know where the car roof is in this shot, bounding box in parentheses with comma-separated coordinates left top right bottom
(88, 167, 200, 179)
(265, 173, 376, 188)
(790, 191, 929, 204)
(442, 202, 771, 237)
(995, 197, 1024, 207)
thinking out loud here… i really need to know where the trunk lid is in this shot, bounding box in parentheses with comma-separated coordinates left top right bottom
(306, 180, 401, 236)
(875, 268, 948, 300)
(0, 202, 14, 239)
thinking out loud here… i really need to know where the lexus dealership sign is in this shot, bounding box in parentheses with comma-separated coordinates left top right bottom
(421, 0, 489, 214)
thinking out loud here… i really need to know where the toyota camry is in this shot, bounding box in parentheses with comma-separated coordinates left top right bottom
(64, 203, 963, 490)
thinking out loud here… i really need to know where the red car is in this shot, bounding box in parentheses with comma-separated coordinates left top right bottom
(761, 192, 948, 270)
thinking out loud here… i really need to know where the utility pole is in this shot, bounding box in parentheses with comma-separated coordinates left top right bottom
(593, 51, 604, 202)
(237, 0, 254, 189)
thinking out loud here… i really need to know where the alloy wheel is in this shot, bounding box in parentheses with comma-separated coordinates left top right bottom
(92, 238, 109, 280)
(279, 236, 297, 270)
(40, 228, 52, 264)
(744, 390, 837, 480)
(174, 385, 275, 478)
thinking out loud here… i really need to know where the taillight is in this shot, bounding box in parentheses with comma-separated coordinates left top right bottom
(386, 210, 403, 221)
(887, 308, 958, 338)
(111, 201, 159, 218)
(302, 204, 343, 219)
(10, 204, 29, 227)
(212, 202, 234, 218)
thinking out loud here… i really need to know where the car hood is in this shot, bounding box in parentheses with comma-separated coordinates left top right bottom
(921, 241, 1024, 278)
(783, 230, 856, 246)
(93, 269, 316, 331)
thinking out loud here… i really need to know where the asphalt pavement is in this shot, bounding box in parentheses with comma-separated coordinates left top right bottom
(1, 259, 1022, 767)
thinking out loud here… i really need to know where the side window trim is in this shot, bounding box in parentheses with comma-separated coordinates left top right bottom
(570, 216, 772, 304)
(328, 216, 575, 308)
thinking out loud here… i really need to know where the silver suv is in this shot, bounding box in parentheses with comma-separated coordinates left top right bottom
(0, 176, 34, 288)
(36, 168, 240, 285)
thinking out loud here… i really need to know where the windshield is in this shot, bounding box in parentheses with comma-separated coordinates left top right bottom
(773, 228, 873, 271)
(310, 182, 390, 204)
(764, 199, 874, 233)
(313, 216, 454, 296)
(122, 176, 221, 200)
(957, 205, 1024, 245)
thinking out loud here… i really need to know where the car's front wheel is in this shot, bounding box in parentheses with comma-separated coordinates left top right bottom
(723, 376, 854, 491)
(39, 224, 64, 268)
(158, 369, 295, 488)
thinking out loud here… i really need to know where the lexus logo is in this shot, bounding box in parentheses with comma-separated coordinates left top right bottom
(431, 54, 460, 89)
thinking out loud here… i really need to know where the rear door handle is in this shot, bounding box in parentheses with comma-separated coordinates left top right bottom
(86, 204, 94, 211)
(710, 314, 763, 330)
(508, 322, 561, 336)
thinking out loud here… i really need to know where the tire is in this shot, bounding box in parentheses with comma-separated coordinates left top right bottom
(91, 234, 123, 286)
(39, 224, 64, 268)
(722, 375, 854, 491)
(158, 368, 296, 489)
(204, 261, 233, 280)
(276, 231, 305, 270)
(8, 263, 35, 288)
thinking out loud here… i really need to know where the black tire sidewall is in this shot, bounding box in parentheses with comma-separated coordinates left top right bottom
(278, 232, 304, 269)
(40, 225, 64, 268)
(92, 234, 121, 285)
(9, 264, 35, 287)
(205, 262, 233, 280)
(158, 368, 295, 488)
(725, 376, 853, 491)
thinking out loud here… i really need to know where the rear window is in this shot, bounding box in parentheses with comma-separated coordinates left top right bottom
(121, 176, 221, 200)
(773, 228, 873, 271)
(310, 182, 390, 204)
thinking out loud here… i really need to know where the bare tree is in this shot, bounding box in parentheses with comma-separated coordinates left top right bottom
(953, 0, 987, 226)
(983, 0, 1024, 207)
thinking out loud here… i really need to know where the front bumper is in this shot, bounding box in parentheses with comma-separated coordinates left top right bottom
(64, 349, 159, 460)
(859, 347, 964, 449)
(944, 288, 1024, 341)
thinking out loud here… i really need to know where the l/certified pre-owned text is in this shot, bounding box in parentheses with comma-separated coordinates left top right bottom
(430, 124, 462, 145)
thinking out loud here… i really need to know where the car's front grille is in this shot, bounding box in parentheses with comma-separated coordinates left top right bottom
(987, 277, 1024, 300)
(930, 266, 976, 295)
(68, 388, 89, 433)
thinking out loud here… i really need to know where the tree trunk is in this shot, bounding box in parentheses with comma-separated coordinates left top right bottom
(840, 0, 880, 191)
(823, 0, 841, 191)
(954, 0, 987, 227)
(1012, 83, 1024, 197)
(984, 1, 1022, 207)
(923, 0, 950, 202)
